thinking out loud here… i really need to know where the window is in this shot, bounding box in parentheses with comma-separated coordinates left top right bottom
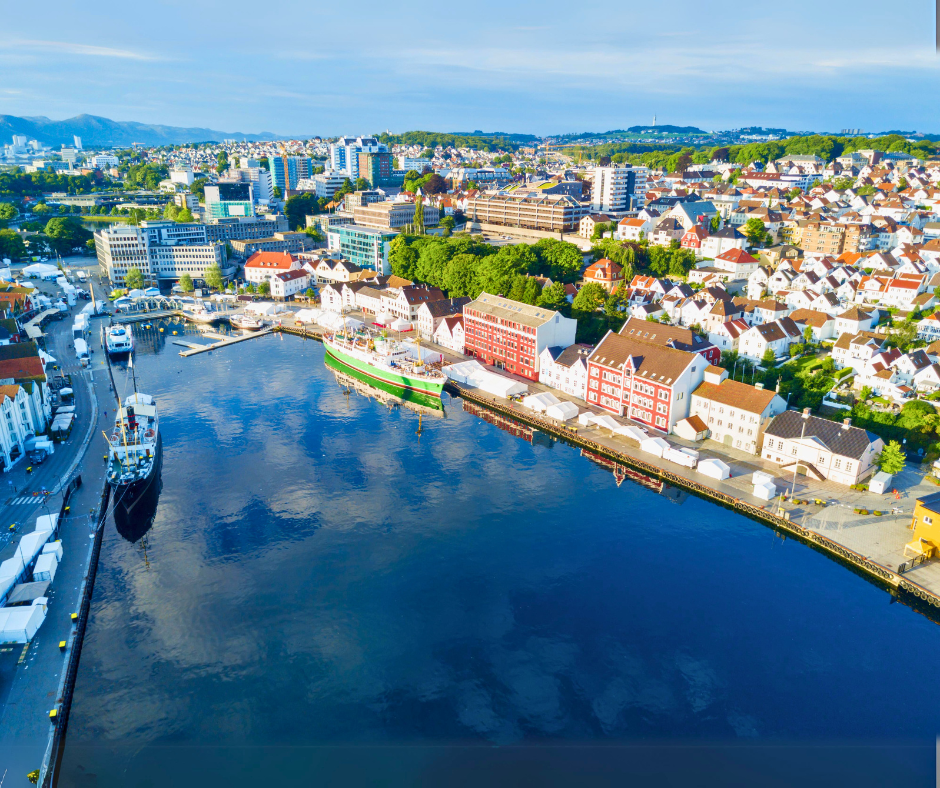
(791, 446, 797, 455)
(926, 516, 934, 525)
(845, 462, 853, 472)
(834, 459, 841, 469)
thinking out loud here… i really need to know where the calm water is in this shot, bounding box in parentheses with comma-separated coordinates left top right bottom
(58, 324, 940, 787)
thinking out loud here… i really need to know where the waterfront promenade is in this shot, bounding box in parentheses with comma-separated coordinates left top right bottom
(0, 279, 114, 788)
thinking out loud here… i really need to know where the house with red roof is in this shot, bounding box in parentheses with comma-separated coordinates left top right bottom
(244, 251, 300, 285)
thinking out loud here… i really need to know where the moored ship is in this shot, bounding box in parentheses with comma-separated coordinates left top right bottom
(323, 331, 446, 397)
(106, 391, 161, 512)
(105, 324, 134, 356)
(229, 314, 265, 331)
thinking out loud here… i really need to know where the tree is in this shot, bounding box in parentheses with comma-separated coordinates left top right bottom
(179, 273, 194, 293)
(522, 277, 541, 305)
(175, 208, 195, 223)
(354, 177, 370, 191)
(190, 177, 207, 202)
(305, 225, 323, 242)
(803, 326, 814, 344)
(710, 214, 720, 232)
(163, 202, 180, 221)
(204, 263, 223, 291)
(860, 385, 873, 402)
(743, 217, 768, 247)
(572, 281, 607, 312)
(258, 280, 271, 296)
(305, 287, 316, 299)
(440, 215, 456, 233)
(125, 266, 145, 291)
(43, 217, 91, 255)
(31, 203, 52, 215)
(336, 178, 354, 199)
(760, 347, 777, 369)
(413, 196, 425, 235)
(273, 186, 283, 199)
(0, 203, 17, 226)
(537, 281, 569, 312)
(216, 151, 229, 174)
(0, 229, 26, 260)
(284, 192, 319, 230)
(259, 156, 269, 171)
(877, 440, 906, 475)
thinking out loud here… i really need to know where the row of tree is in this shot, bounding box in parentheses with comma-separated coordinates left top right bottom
(389, 235, 584, 299)
(0, 170, 95, 197)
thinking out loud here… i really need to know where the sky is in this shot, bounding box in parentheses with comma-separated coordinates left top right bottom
(2, 0, 940, 137)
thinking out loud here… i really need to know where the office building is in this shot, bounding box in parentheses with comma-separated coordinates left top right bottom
(60, 147, 79, 165)
(466, 192, 582, 233)
(325, 225, 396, 274)
(204, 214, 289, 243)
(592, 166, 649, 213)
(344, 191, 382, 210)
(230, 232, 316, 257)
(400, 157, 432, 172)
(297, 173, 349, 199)
(357, 151, 395, 187)
(90, 154, 119, 169)
(226, 166, 273, 203)
(204, 182, 254, 219)
(463, 293, 577, 381)
(94, 221, 226, 285)
(73, 136, 82, 150)
(352, 200, 439, 230)
(328, 136, 387, 179)
(169, 169, 194, 186)
(270, 156, 313, 191)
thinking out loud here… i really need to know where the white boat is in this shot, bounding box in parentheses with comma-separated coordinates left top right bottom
(182, 307, 218, 324)
(229, 314, 265, 331)
(105, 324, 134, 355)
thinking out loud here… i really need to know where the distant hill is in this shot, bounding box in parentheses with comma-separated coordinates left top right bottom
(626, 125, 706, 134)
(0, 114, 285, 148)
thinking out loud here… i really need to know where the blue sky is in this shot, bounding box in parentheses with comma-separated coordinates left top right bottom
(2, 0, 940, 136)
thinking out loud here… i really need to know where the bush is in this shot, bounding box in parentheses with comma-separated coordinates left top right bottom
(873, 510, 882, 516)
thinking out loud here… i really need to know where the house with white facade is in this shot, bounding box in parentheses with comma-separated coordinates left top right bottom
(738, 317, 802, 361)
(270, 269, 310, 299)
(538, 344, 592, 400)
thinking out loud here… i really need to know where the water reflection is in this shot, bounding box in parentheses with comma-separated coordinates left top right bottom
(114, 437, 163, 544)
(325, 351, 445, 418)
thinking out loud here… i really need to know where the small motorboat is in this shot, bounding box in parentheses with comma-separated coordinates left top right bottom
(229, 314, 265, 331)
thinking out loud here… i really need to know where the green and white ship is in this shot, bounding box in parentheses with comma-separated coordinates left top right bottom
(323, 331, 446, 397)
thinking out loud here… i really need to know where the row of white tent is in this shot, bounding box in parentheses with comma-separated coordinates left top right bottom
(443, 361, 528, 399)
(0, 513, 61, 644)
(294, 308, 365, 333)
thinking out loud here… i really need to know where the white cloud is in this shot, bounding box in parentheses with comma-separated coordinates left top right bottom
(2, 39, 161, 61)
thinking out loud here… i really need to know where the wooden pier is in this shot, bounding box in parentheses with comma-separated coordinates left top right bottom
(112, 309, 180, 324)
(178, 327, 274, 356)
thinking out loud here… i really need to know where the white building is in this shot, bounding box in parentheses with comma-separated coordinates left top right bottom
(434, 315, 465, 353)
(689, 367, 785, 454)
(169, 169, 195, 186)
(538, 344, 591, 400)
(271, 269, 310, 299)
(592, 165, 649, 213)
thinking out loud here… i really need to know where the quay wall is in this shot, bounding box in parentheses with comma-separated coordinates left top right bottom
(276, 325, 940, 620)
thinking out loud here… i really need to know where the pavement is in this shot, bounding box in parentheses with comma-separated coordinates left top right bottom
(0, 274, 115, 787)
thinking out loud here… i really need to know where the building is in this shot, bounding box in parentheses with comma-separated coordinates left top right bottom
(466, 192, 582, 233)
(270, 156, 313, 191)
(591, 165, 649, 212)
(243, 251, 301, 285)
(229, 232, 315, 258)
(906, 492, 940, 559)
(204, 182, 254, 219)
(270, 269, 311, 299)
(618, 317, 720, 366)
(761, 409, 883, 485)
(538, 344, 592, 400)
(353, 200, 439, 230)
(329, 136, 387, 179)
(169, 168, 194, 186)
(449, 167, 511, 187)
(463, 293, 577, 380)
(400, 156, 432, 172)
(585, 331, 706, 431)
(582, 258, 624, 292)
(689, 366, 786, 454)
(226, 165, 274, 203)
(381, 285, 446, 322)
(433, 315, 465, 353)
(415, 297, 470, 340)
(357, 151, 395, 187)
(205, 214, 289, 243)
(738, 317, 802, 362)
(325, 225, 397, 275)
(94, 221, 226, 285)
(296, 173, 350, 199)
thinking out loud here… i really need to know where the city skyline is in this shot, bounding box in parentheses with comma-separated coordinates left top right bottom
(4, 0, 940, 136)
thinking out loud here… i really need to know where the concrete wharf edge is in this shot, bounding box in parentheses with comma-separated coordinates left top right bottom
(274, 324, 940, 625)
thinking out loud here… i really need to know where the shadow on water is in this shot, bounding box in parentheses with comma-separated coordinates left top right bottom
(113, 438, 163, 544)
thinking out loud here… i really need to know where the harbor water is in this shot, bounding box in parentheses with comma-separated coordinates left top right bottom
(57, 322, 940, 786)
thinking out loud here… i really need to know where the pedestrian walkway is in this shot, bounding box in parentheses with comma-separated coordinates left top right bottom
(7, 495, 51, 506)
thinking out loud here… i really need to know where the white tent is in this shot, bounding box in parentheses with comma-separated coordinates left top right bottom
(443, 361, 526, 397)
(35, 514, 59, 533)
(615, 425, 647, 443)
(577, 411, 596, 426)
(400, 339, 443, 364)
(0, 605, 46, 643)
(640, 436, 669, 458)
(18, 529, 52, 565)
(523, 392, 560, 412)
(143, 287, 160, 297)
(443, 361, 484, 385)
(753, 481, 777, 501)
(545, 401, 579, 421)
(752, 471, 775, 486)
(663, 446, 696, 468)
(0, 555, 26, 603)
(592, 414, 621, 432)
(22, 263, 60, 278)
(697, 458, 731, 480)
(294, 308, 322, 324)
(127, 288, 146, 298)
(390, 318, 412, 332)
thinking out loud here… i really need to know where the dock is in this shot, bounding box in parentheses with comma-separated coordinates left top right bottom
(172, 340, 207, 350)
(179, 327, 274, 356)
(112, 309, 180, 324)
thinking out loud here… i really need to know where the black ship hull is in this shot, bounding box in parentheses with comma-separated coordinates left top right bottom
(111, 434, 162, 518)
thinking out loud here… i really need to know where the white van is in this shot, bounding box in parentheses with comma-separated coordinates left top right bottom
(76, 271, 87, 282)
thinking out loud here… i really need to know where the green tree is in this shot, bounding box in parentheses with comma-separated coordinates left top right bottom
(532, 238, 582, 282)
(440, 215, 456, 234)
(803, 326, 814, 344)
(572, 281, 607, 312)
(216, 151, 229, 174)
(273, 186, 283, 199)
(258, 280, 271, 296)
(305, 287, 316, 299)
(190, 177, 208, 202)
(522, 276, 541, 305)
(32, 203, 53, 215)
(413, 195, 425, 235)
(508, 274, 526, 302)
(442, 253, 479, 297)
(125, 266, 145, 291)
(354, 177, 370, 191)
(305, 225, 323, 242)
(259, 156, 270, 171)
(179, 273, 194, 293)
(204, 263, 224, 291)
(877, 440, 906, 474)
(43, 217, 91, 255)
(0, 229, 26, 260)
(760, 347, 777, 369)
(284, 192, 320, 230)
(537, 281, 569, 312)
(163, 202, 180, 221)
(710, 214, 720, 232)
(175, 208, 195, 223)
(743, 217, 768, 246)
(0, 203, 17, 227)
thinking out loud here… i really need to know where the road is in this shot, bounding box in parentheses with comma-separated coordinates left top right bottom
(0, 276, 114, 787)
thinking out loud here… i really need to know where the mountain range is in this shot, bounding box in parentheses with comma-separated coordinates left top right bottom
(0, 114, 285, 148)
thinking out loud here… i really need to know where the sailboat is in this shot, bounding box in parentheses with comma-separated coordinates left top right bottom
(104, 351, 162, 514)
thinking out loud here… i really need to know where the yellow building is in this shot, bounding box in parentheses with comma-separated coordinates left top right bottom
(906, 492, 940, 558)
